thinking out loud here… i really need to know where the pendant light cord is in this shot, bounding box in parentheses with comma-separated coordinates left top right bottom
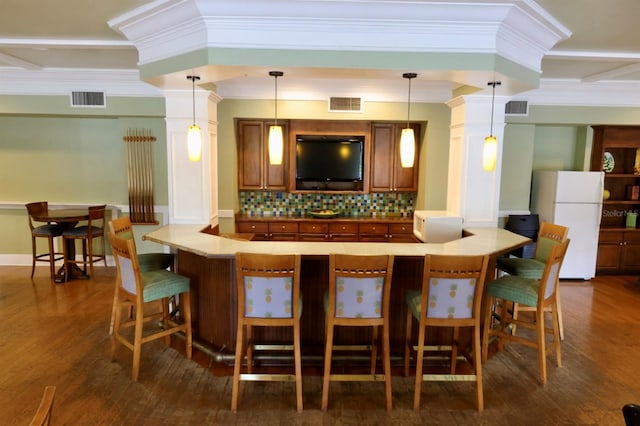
(187, 75, 200, 126)
(488, 81, 501, 137)
(269, 71, 283, 127)
(403, 73, 417, 128)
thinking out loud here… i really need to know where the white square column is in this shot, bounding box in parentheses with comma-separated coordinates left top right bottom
(446, 95, 506, 227)
(164, 88, 221, 226)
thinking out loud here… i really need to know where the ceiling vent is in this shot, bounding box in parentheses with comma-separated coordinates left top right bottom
(505, 100, 528, 116)
(71, 91, 106, 107)
(329, 97, 362, 112)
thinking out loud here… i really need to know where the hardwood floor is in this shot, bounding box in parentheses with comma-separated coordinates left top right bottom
(2, 266, 639, 425)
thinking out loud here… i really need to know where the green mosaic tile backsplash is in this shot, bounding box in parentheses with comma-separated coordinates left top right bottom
(239, 192, 416, 218)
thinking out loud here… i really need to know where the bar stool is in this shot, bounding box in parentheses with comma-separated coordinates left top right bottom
(108, 216, 175, 335)
(232, 252, 303, 412)
(404, 254, 489, 412)
(497, 222, 569, 340)
(322, 253, 394, 412)
(482, 239, 570, 384)
(109, 232, 192, 381)
(25, 202, 63, 280)
(62, 204, 107, 277)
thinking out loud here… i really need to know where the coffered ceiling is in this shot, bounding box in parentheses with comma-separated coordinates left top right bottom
(1, 0, 640, 102)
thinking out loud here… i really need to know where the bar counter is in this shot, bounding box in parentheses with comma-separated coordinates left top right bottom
(143, 225, 529, 363)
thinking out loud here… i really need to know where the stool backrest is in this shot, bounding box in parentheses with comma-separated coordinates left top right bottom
(539, 238, 570, 302)
(235, 253, 301, 321)
(421, 254, 489, 324)
(534, 222, 569, 263)
(328, 254, 394, 322)
(109, 232, 142, 296)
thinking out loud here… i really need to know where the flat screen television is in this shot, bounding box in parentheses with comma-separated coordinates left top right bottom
(295, 135, 364, 182)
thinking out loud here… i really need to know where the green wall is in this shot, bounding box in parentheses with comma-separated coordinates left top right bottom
(0, 95, 169, 257)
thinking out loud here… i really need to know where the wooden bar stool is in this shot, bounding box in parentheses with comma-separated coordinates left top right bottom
(108, 216, 175, 335)
(322, 253, 394, 412)
(109, 232, 192, 381)
(25, 202, 63, 280)
(62, 204, 107, 277)
(404, 254, 489, 412)
(482, 239, 570, 384)
(496, 222, 569, 340)
(232, 252, 303, 412)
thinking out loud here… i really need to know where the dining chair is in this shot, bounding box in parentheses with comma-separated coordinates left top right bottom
(108, 216, 176, 335)
(232, 252, 303, 412)
(404, 254, 490, 412)
(25, 202, 63, 280)
(322, 253, 394, 412)
(109, 232, 192, 381)
(496, 222, 569, 340)
(62, 204, 107, 278)
(29, 385, 55, 426)
(482, 238, 570, 384)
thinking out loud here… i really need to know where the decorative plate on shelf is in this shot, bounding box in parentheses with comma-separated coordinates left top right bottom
(603, 151, 615, 173)
(308, 209, 341, 218)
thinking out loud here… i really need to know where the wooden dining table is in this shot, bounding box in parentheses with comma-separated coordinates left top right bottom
(32, 208, 90, 283)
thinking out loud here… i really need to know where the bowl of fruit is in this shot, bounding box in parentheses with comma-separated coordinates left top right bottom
(308, 209, 341, 218)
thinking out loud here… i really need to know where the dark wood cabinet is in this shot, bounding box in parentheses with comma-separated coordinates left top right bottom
(591, 125, 640, 274)
(597, 230, 640, 273)
(370, 122, 420, 192)
(235, 216, 415, 243)
(237, 119, 287, 191)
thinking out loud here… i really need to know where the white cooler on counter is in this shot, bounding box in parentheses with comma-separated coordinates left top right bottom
(413, 210, 464, 243)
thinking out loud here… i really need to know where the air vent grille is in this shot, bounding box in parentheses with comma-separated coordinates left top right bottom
(71, 91, 106, 107)
(505, 100, 528, 115)
(329, 97, 362, 112)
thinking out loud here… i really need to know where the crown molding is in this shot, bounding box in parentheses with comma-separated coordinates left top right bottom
(110, 0, 569, 85)
(0, 68, 163, 97)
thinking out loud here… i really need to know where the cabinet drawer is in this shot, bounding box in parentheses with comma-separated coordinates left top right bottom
(300, 222, 329, 234)
(268, 222, 299, 234)
(388, 223, 413, 234)
(623, 231, 640, 242)
(237, 222, 269, 234)
(359, 223, 388, 235)
(329, 223, 358, 235)
(599, 231, 623, 243)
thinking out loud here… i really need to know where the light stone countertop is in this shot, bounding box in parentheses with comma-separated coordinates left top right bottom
(143, 224, 530, 259)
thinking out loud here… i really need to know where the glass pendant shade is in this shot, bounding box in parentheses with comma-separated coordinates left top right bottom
(483, 135, 497, 171)
(188, 124, 202, 162)
(484, 81, 501, 172)
(400, 128, 416, 168)
(268, 125, 284, 165)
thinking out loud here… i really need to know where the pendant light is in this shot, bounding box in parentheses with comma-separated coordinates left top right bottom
(400, 72, 417, 168)
(187, 75, 202, 162)
(268, 71, 284, 165)
(483, 81, 501, 171)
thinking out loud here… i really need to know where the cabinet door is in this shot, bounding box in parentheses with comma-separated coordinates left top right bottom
(596, 231, 622, 272)
(237, 121, 264, 190)
(237, 120, 287, 191)
(370, 122, 419, 192)
(621, 231, 640, 272)
(370, 123, 394, 192)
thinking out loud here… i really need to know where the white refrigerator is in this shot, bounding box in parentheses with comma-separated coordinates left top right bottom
(530, 170, 604, 280)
